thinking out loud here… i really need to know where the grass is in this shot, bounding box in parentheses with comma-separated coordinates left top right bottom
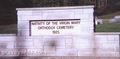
(0, 24, 17, 34)
(95, 19, 120, 32)
(96, 11, 120, 32)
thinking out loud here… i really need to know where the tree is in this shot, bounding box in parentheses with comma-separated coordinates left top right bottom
(0, 0, 33, 25)
(1, 0, 119, 25)
(32, 0, 62, 7)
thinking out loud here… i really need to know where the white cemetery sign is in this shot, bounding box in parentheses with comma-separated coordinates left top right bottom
(30, 19, 81, 36)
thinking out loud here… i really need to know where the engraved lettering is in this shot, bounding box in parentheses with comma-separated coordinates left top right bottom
(71, 21, 80, 24)
(31, 20, 80, 35)
(31, 22, 45, 25)
(52, 22, 58, 25)
(59, 21, 70, 25)
(57, 26, 74, 29)
(38, 26, 55, 30)
(52, 30, 59, 34)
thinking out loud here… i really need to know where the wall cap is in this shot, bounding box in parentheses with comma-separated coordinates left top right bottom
(16, 5, 94, 11)
(94, 32, 120, 35)
(0, 34, 16, 36)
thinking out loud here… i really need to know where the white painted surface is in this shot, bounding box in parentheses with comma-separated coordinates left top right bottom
(83, 9, 94, 13)
(75, 14, 89, 19)
(43, 12, 75, 20)
(17, 6, 94, 36)
(22, 16, 42, 20)
(17, 11, 32, 15)
(0, 33, 118, 57)
(31, 20, 81, 35)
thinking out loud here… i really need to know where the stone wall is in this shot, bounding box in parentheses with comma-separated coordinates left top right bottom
(94, 33, 119, 57)
(16, 6, 94, 36)
(0, 33, 119, 57)
(0, 6, 119, 57)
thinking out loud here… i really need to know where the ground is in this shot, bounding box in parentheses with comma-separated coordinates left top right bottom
(0, 56, 119, 59)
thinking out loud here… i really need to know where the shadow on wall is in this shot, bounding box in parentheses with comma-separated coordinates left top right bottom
(13, 33, 26, 59)
(13, 31, 58, 59)
(0, 34, 99, 58)
(0, 31, 119, 58)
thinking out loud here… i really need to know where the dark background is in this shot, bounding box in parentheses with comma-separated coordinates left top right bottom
(0, 0, 120, 25)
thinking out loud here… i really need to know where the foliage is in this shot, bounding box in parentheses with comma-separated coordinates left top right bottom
(32, 0, 63, 7)
(98, 11, 120, 19)
(0, 0, 95, 25)
(0, 0, 120, 25)
(96, 0, 120, 16)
